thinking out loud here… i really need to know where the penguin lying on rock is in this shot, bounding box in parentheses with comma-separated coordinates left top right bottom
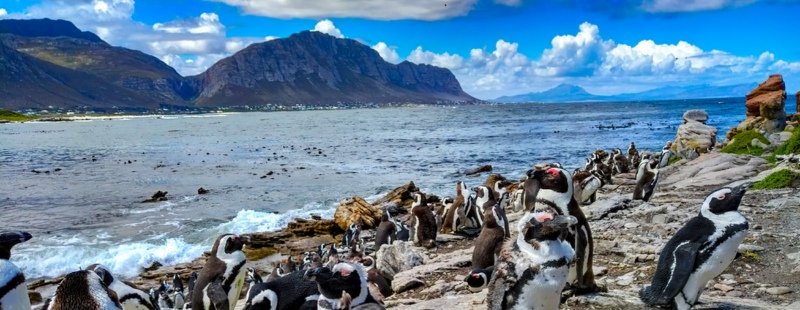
(0, 231, 33, 310)
(640, 184, 750, 310)
(306, 262, 385, 310)
(243, 269, 319, 310)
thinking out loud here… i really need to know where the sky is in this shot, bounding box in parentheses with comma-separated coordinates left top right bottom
(1, 0, 799, 99)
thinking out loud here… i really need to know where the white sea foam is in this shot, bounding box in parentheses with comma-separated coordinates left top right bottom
(15, 202, 337, 279)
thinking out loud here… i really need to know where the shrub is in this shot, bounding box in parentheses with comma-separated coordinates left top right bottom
(721, 130, 770, 156)
(775, 127, 800, 155)
(752, 169, 799, 190)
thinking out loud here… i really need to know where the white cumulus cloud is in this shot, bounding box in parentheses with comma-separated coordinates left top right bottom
(495, 0, 523, 6)
(312, 19, 344, 38)
(534, 22, 614, 77)
(0, 8, 8, 16)
(407, 46, 464, 69)
(372, 42, 401, 63)
(214, 0, 478, 21)
(641, 0, 757, 13)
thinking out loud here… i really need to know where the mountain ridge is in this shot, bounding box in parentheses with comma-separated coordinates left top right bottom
(495, 82, 760, 103)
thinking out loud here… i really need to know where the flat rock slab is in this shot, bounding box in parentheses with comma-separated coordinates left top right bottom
(387, 291, 487, 309)
(659, 153, 767, 189)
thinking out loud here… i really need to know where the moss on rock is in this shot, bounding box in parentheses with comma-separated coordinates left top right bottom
(775, 127, 800, 155)
(752, 169, 800, 190)
(721, 130, 770, 156)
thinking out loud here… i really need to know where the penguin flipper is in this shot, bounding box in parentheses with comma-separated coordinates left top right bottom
(643, 241, 700, 305)
(207, 279, 230, 310)
(642, 173, 659, 202)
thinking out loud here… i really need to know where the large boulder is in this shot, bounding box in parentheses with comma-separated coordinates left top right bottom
(375, 241, 425, 281)
(334, 196, 382, 230)
(733, 74, 787, 136)
(671, 110, 717, 160)
(371, 181, 418, 211)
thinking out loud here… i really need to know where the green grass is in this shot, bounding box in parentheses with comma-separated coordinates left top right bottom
(721, 130, 770, 156)
(775, 127, 800, 155)
(752, 169, 800, 190)
(667, 155, 681, 166)
(0, 109, 35, 122)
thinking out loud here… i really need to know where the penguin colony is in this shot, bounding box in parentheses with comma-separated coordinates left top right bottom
(3, 141, 755, 310)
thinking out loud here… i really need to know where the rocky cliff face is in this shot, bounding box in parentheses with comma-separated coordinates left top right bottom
(737, 74, 787, 134)
(190, 31, 475, 106)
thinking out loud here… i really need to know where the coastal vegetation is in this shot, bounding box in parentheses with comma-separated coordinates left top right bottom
(0, 109, 34, 122)
(721, 129, 770, 156)
(752, 169, 800, 190)
(775, 127, 800, 155)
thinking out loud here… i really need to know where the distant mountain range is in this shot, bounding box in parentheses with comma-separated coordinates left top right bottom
(494, 83, 760, 103)
(0, 19, 475, 111)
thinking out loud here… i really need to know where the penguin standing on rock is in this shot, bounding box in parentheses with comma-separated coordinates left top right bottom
(441, 182, 468, 234)
(306, 262, 384, 310)
(0, 231, 33, 310)
(571, 170, 602, 205)
(373, 210, 396, 251)
(659, 141, 674, 168)
(486, 213, 577, 310)
(470, 192, 510, 271)
(523, 165, 597, 293)
(191, 234, 247, 310)
(611, 148, 630, 174)
(85, 264, 156, 310)
(633, 158, 660, 202)
(640, 185, 750, 310)
(343, 224, 361, 249)
(410, 192, 437, 248)
(45, 270, 123, 310)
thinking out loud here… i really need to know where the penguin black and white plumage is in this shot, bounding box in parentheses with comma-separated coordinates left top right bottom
(640, 185, 749, 310)
(611, 148, 630, 174)
(158, 290, 173, 310)
(173, 274, 185, 294)
(0, 231, 32, 310)
(633, 158, 660, 202)
(85, 264, 156, 310)
(486, 213, 576, 310)
(186, 271, 198, 306)
(463, 189, 482, 230)
(147, 288, 158, 309)
(410, 192, 437, 248)
(441, 181, 468, 233)
(373, 210, 396, 251)
(471, 193, 509, 270)
(243, 269, 319, 310)
(464, 266, 493, 293)
(343, 224, 361, 249)
(191, 234, 247, 310)
(524, 166, 597, 292)
(571, 169, 602, 205)
(628, 142, 639, 164)
(391, 217, 410, 242)
(362, 257, 391, 301)
(306, 262, 384, 310)
(659, 141, 674, 168)
(46, 270, 123, 310)
(472, 186, 497, 226)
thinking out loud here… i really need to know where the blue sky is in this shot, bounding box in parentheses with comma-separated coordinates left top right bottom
(1, 0, 799, 99)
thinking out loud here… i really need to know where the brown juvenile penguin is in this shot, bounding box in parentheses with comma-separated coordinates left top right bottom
(441, 181, 467, 234)
(470, 193, 510, 270)
(45, 270, 123, 310)
(410, 192, 437, 248)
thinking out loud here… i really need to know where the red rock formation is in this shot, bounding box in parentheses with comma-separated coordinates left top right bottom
(728, 74, 787, 139)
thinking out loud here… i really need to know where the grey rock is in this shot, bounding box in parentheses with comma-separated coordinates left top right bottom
(375, 241, 425, 280)
(766, 287, 793, 295)
(392, 275, 425, 294)
(738, 244, 765, 253)
(683, 109, 709, 124)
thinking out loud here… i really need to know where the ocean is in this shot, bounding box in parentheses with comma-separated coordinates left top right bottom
(0, 98, 774, 279)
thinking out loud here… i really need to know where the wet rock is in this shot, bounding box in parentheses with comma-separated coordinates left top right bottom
(464, 164, 492, 176)
(375, 241, 425, 280)
(766, 287, 792, 295)
(197, 187, 209, 195)
(243, 218, 342, 256)
(672, 109, 717, 160)
(142, 190, 168, 203)
(143, 261, 163, 271)
(371, 182, 418, 211)
(334, 196, 382, 230)
(28, 291, 42, 304)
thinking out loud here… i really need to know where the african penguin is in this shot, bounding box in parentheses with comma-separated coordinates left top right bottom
(464, 266, 493, 293)
(659, 141, 674, 168)
(471, 192, 510, 270)
(640, 185, 749, 310)
(362, 257, 392, 300)
(243, 269, 319, 310)
(85, 264, 156, 310)
(306, 262, 384, 310)
(633, 158, 660, 202)
(486, 213, 577, 310)
(611, 148, 630, 174)
(173, 274, 185, 294)
(374, 210, 396, 251)
(463, 189, 482, 230)
(410, 192, 437, 248)
(186, 271, 198, 306)
(572, 169, 602, 205)
(45, 270, 123, 310)
(191, 234, 247, 310)
(473, 186, 497, 224)
(524, 165, 597, 292)
(392, 217, 410, 243)
(343, 224, 361, 249)
(0, 231, 32, 310)
(441, 181, 468, 234)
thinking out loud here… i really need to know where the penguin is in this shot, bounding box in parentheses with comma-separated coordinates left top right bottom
(45, 270, 123, 310)
(303, 251, 323, 270)
(173, 274, 185, 294)
(523, 165, 597, 292)
(246, 267, 264, 284)
(590, 156, 613, 185)
(147, 288, 158, 309)
(0, 231, 32, 310)
(186, 271, 198, 306)
(471, 193, 510, 270)
(463, 189, 482, 230)
(659, 141, 674, 168)
(392, 217, 410, 242)
(172, 290, 185, 310)
(472, 186, 497, 224)
(572, 169, 602, 205)
(628, 142, 641, 168)
(85, 264, 156, 310)
(243, 269, 319, 310)
(410, 192, 437, 248)
(441, 181, 468, 234)
(633, 158, 660, 202)
(640, 185, 749, 310)
(611, 148, 630, 174)
(191, 234, 247, 310)
(343, 224, 361, 249)
(373, 210, 396, 251)
(486, 213, 576, 310)
(464, 266, 493, 293)
(362, 257, 392, 300)
(510, 182, 525, 213)
(306, 262, 384, 310)
(158, 290, 173, 310)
